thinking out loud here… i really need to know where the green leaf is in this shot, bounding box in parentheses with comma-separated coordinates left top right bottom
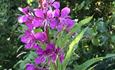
(63, 28, 87, 70)
(79, 16, 93, 26)
(112, 25, 115, 30)
(57, 58, 63, 70)
(69, 22, 81, 34)
(70, 16, 93, 34)
(13, 60, 23, 68)
(27, 0, 33, 5)
(14, 51, 37, 70)
(74, 57, 103, 70)
(111, 35, 115, 43)
(74, 54, 115, 70)
(16, 45, 23, 53)
(49, 62, 55, 70)
(91, 37, 100, 46)
(34, 28, 43, 33)
(56, 30, 67, 48)
(85, 27, 97, 38)
(96, 21, 106, 33)
(77, 1, 85, 11)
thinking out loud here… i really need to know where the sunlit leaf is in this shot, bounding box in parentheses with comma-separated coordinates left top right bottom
(74, 54, 115, 70)
(63, 28, 87, 70)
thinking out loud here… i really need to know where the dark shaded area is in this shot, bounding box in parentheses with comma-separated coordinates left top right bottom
(0, 0, 24, 69)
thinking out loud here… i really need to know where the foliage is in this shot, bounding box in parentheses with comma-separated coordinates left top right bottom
(61, 0, 115, 70)
(74, 54, 115, 70)
(0, 0, 21, 69)
(13, 51, 37, 70)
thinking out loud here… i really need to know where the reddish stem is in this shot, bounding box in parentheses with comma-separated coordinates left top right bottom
(38, 0, 43, 8)
(46, 26, 50, 43)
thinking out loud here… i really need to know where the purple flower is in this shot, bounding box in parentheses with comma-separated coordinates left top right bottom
(61, 7, 70, 17)
(50, 18, 58, 29)
(21, 30, 48, 49)
(21, 30, 36, 49)
(18, 0, 74, 68)
(35, 55, 46, 64)
(18, 6, 30, 14)
(47, 10, 54, 19)
(42, 0, 60, 9)
(34, 9, 44, 18)
(18, 7, 36, 30)
(34, 9, 54, 28)
(18, 15, 28, 23)
(32, 18, 44, 27)
(18, 16, 34, 30)
(52, 7, 75, 31)
(34, 32, 47, 42)
(52, 1, 60, 9)
(26, 63, 37, 70)
(53, 9, 60, 17)
(35, 43, 64, 64)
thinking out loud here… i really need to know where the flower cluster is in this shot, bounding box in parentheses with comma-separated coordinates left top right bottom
(18, 0, 74, 70)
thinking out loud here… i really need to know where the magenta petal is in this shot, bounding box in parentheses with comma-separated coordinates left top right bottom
(21, 35, 27, 43)
(36, 47, 44, 55)
(54, 9, 60, 17)
(47, 10, 53, 18)
(35, 56, 46, 64)
(35, 9, 44, 18)
(21, 30, 33, 44)
(46, 43, 55, 50)
(26, 23, 34, 30)
(33, 44, 40, 49)
(55, 48, 61, 53)
(50, 0, 55, 3)
(18, 15, 28, 23)
(52, 1, 60, 9)
(59, 18, 66, 25)
(59, 53, 64, 63)
(44, 43, 55, 55)
(57, 24, 63, 32)
(61, 7, 70, 17)
(25, 44, 31, 49)
(34, 32, 47, 42)
(66, 19, 75, 31)
(51, 53, 56, 63)
(25, 40, 36, 49)
(32, 18, 43, 27)
(50, 19, 58, 29)
(26, 63, 35, 70)
(19, 6, 29, 14)
(66, 19, 75, 26)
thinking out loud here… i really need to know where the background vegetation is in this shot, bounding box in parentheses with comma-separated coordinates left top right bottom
(0, 0, 115, 70)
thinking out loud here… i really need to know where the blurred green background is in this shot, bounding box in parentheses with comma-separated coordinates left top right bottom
(0, 0, 115, 70)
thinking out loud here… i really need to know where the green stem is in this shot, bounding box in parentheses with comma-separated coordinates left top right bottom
(54, 63, 58, 70)
(46, 26, 50, 43)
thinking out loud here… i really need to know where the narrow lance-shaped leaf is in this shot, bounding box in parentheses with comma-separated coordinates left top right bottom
(77, 1, 85, 11)
(74, 54, 115, 70)
(62, 28, 87, 70)
(78, 16, 93, 26)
